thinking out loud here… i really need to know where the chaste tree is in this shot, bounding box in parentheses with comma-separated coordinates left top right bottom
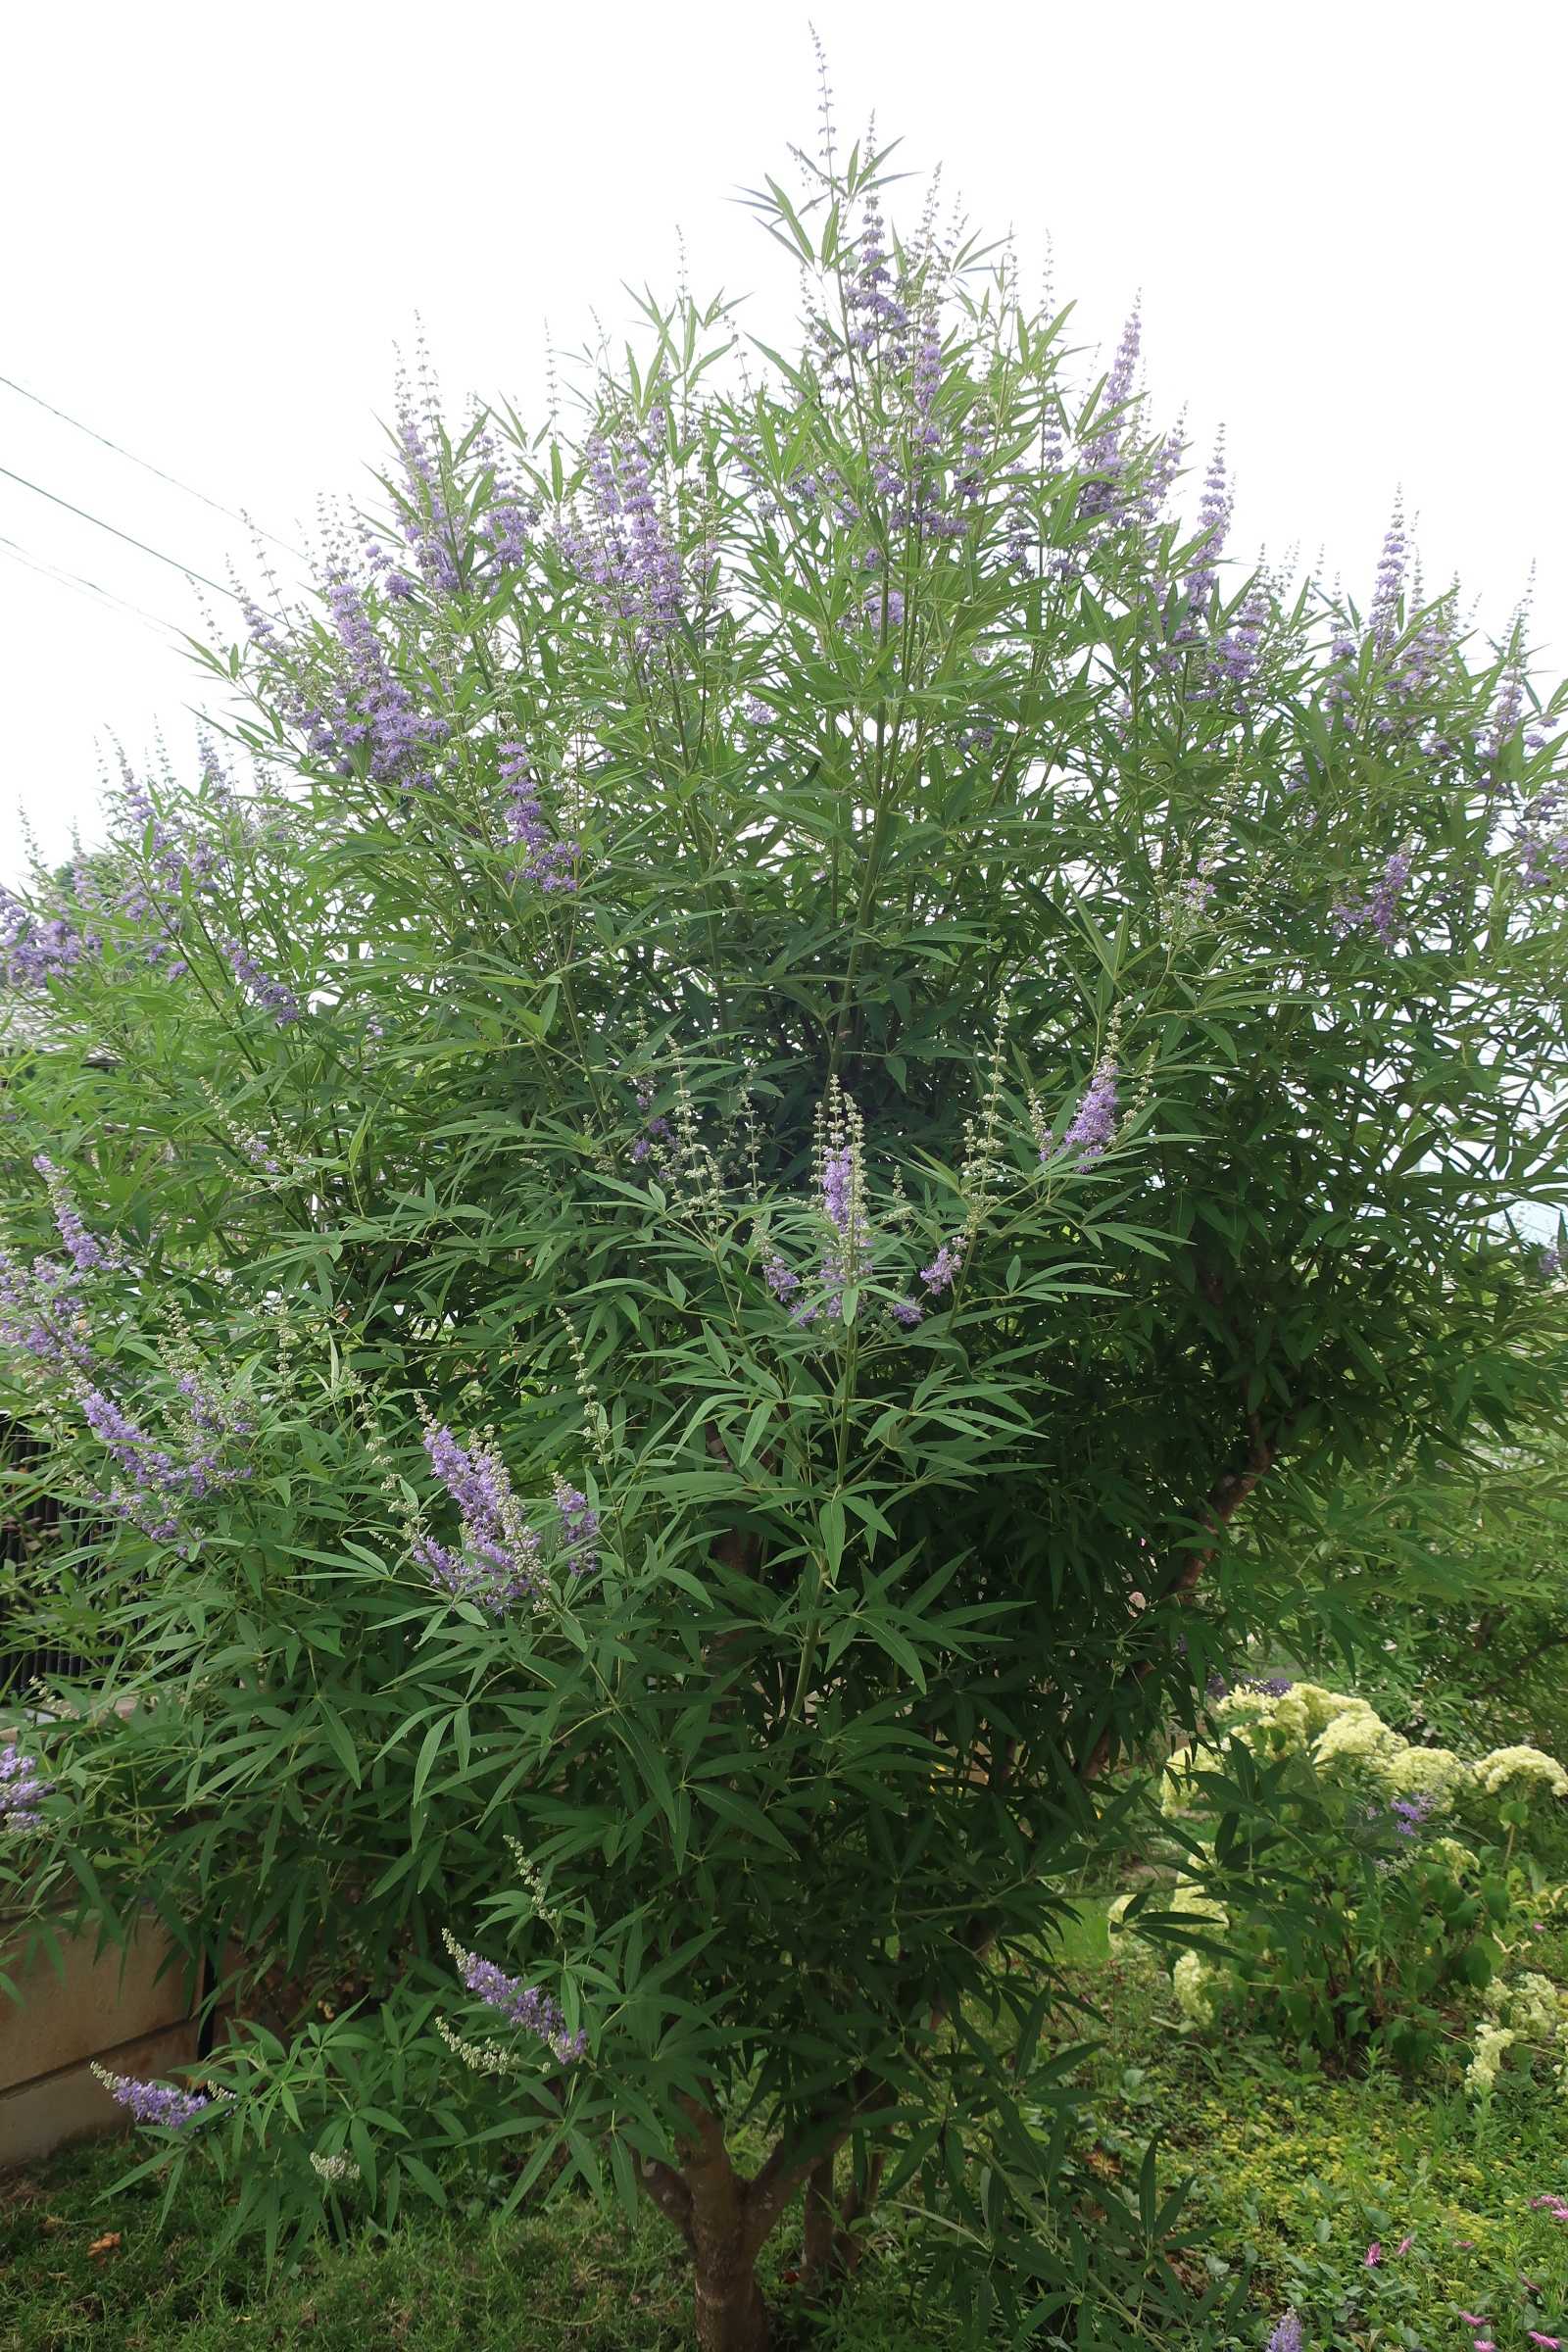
(3, 107, 1567, 2349)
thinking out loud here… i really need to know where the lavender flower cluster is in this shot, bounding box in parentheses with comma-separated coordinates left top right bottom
(1, 1739, 50, 1834)
(760, 1090, 965, 1334)
(560, 410, 683, 646)
(448, 1936, 587, 2066)
(414, 1421, 542, 1614)
(1077, 308, 1142, 527)
(81, 1373, 250, 1546)
(413, 1424, 600, 1612)
(1332, 851, 1412, 945)
(1518, 783, 1568, 891)
(554, 1480, 601, 1578)
(628, 1077, 673, 1165)
(0, 1154, 117, 1376)
(1047, 1056, 1119, 1165)
(392, 382, 464, 594)
(89, 2062, 219, 2129)
(500, 742, 578, 893)
(0, 886, 96, 991)
(33, 1155, 118, 1273)
(310, 564, 449, 790)
(0, 1245, 91, 1371)
(225, 939, 300, 1026)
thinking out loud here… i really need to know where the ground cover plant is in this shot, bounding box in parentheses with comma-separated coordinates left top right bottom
(3, 70, 1568, 2349)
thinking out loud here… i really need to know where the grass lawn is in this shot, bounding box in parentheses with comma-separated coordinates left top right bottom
(4, 1911, 1566, 2350)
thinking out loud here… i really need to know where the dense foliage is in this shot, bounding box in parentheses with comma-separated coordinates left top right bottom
(1268, 1431, 1568, 1771)
(3, 109, 1568, 2347)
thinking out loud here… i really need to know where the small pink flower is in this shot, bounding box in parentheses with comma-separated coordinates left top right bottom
(1475, 2340, 1495, 2352)
(1460, 2319, 1490, 2330)
(1395, 2234, 1413, 2255)
(1533, 1921, 1547, 1933)
(1364, 2241, 1382, 2267)
(1527, 2333, 1561, 2348)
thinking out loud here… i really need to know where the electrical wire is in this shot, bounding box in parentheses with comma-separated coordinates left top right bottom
(0, 463, 240, 600)
(0, 530, 178, 637)
(0, 371, 307, 561)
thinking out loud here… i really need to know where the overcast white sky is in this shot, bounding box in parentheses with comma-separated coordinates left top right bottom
(2, 0, 1563, 878)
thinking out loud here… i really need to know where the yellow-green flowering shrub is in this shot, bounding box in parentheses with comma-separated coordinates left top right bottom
(1313, 1703, 1404, 1773)
(1380, 1744, 1470, 1809)
(1133, 1681, 1557, 2067)
(1465, 2020, 1518, 2094)
(1475, 1746, 1568, 1802)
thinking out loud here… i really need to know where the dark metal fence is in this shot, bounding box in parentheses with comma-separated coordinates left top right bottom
(1, 1414, 82, 1697)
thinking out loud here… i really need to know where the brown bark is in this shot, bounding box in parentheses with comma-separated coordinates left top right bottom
(801, 2152, 837, 2290)
(834, 2143, 887, 2275)
(676, 2102, 771, 2352)
(634, 2087, 894, 2350)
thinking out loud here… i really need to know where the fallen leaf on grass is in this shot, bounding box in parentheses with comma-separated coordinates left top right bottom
(87, 2231, 122, 2259)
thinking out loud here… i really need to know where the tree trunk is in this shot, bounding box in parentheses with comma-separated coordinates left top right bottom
(679, 2099, 772, 2352)
(801, 2151, 837, 2292)
(691, 2224, 769, 2351)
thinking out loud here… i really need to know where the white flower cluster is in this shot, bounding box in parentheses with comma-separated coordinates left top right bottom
(434, 2016, 524, 2077)
(1172, 1950, 1226, 2028)
(1474, 1745, 1568, 1802)
(310, 2150, 362, 2185)
(1381, 1744, 1469, 1805)
(1464, 1973, 1568, 2100)
(1487, 1971, 1564, 2041)
(1313, 1705, 1402, 1771)
(1194, 1684, 1568, 1823)
(1146, 1684, 1568, 2051)
(1466, 2019, 1517, 2094)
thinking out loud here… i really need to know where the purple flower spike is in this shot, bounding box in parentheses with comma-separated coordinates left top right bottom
(90, 2064, 218, 2129)
(1052, 1057, 1119, 1164)
(821, 1147, 854, 1237)
(33, 1155, 115, 1274)
(501, 741, 578, 894)
(224, 940, 300, 1026)
(919, 1238, 964, 1297)
(416, 1420, 540, 1613)
(452, 1942, 588, 2066)
(556, 1482, 600, 1578)
(763, 1253, 801, 1302)
(1, 1739, 51, 1834)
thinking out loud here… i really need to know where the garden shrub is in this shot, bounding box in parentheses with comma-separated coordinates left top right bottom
(1139, 1681, 1568, 2076)
(3, 92, 1568, 2349)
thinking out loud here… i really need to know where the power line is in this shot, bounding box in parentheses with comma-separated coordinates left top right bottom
(0, 464, 241, 601)
(0, 371, 307, 562)
(0, 530, 179, 636)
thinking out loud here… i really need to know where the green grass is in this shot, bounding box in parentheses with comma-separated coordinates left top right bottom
(0, 2132, 954, 2352)
(5, 1913, 1568, 2350)
(1070, 1910, 1568, 2348)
